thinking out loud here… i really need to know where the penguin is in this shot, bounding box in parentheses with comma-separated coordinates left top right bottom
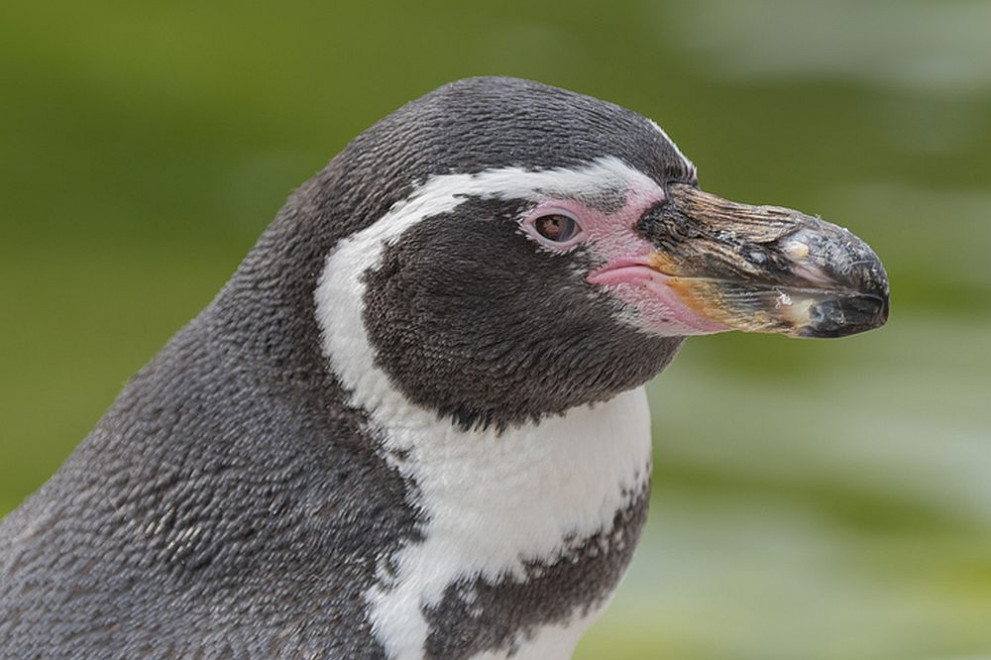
(0, 77, 888, 659)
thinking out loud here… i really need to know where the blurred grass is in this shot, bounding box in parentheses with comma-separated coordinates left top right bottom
(1, 0, 990, 658)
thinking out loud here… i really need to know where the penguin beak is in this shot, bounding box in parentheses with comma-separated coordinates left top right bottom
(636, 183, 889, 338)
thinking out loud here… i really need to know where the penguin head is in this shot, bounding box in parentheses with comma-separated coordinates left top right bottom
(238, 77, 888, 431)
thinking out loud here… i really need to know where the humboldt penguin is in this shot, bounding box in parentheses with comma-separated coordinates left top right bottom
(0, 77, 888, 659)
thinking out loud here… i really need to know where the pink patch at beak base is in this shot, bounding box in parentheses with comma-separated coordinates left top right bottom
(588, 260, 730, 336)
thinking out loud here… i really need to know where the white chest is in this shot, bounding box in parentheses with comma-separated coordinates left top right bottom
(361, 388, 652, 660)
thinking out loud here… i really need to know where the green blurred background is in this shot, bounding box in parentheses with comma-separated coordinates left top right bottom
(1, 1, 989, 658)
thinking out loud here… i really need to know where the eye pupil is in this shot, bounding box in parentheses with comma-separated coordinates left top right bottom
(534, 214, 577, 242)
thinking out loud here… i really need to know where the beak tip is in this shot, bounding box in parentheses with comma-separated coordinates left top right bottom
(788, 228, 890, 338)
(799, 290, 890, 339)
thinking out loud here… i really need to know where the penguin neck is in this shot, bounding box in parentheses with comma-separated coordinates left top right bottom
(315, 231, 653, 658)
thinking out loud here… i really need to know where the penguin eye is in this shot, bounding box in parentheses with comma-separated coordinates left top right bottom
(522, 207, 587, 251)
(534, 214, 580, 242)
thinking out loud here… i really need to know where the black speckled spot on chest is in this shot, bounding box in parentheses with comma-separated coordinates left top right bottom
(422, 481, 649, 659)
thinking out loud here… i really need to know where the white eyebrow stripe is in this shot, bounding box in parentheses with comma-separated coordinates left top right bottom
(351, 156, 663, 260)
(648, 119, 697, 179)
(416, 155, 660, 211)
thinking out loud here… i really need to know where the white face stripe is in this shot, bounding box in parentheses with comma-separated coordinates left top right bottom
(314, 157, 655, 658)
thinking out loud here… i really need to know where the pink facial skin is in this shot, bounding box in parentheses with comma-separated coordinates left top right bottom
(587, 259, 729, 335)
(520, 185, 730, 337)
